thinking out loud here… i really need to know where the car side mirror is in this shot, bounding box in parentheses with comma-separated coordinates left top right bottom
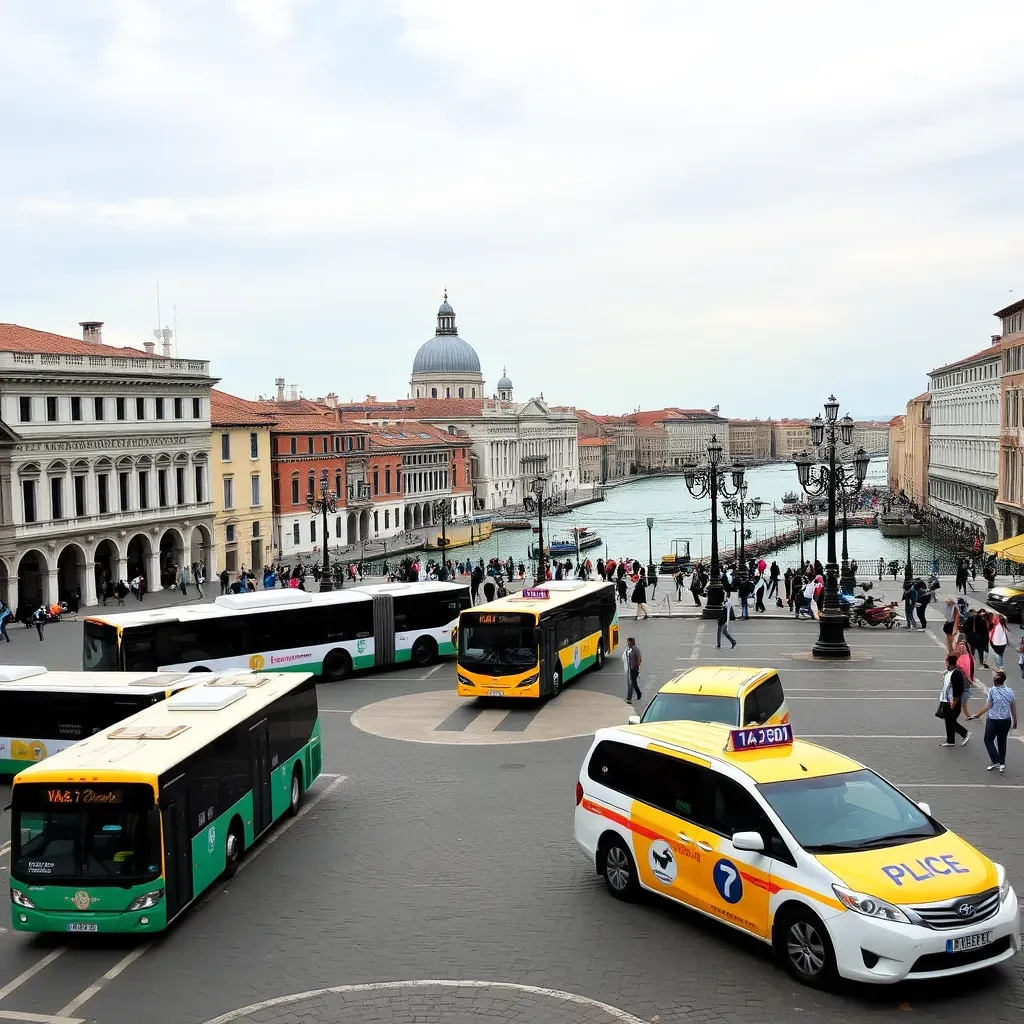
(917, 801, 932, 817)
(732, 831, 765, 853)
(627, 715, 640, 726)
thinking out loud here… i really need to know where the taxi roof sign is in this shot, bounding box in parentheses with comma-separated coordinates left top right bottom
(726, 723, 794, 752)
(519, 588, 550, 599)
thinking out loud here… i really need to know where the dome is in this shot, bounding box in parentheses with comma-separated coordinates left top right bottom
(438, 298, 454, 315)
(412, 334, 481, 375)
(497, 368, 513, 389)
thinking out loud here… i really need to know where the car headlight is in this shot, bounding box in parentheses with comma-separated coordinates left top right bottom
(10, 888, 35, 909)
(833, 884, 910, 924)
(996, 863, 1011, 902)
(127, 888, 164, 912)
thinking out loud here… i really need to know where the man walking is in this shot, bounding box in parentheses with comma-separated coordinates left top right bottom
(632, 572, 649, 620)
(717, 593, 737, 649)
(767, 561, 780, 600)
(624, 637, 643, 703)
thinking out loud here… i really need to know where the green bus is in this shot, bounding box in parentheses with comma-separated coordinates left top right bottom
(83, 582, 471, 679)
(9, 670, 321, 933)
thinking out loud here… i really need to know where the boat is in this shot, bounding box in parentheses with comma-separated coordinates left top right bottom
(878, 514, 923, 538)
(495, 518, 532, 529)
(530, 527, 603, 558)
(660, 538, 692, 574)
(781, 491, 800, 504)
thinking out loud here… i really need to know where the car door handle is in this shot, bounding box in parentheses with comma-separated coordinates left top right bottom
(695, 841, 713, 852)
(676, 832, 693, 844)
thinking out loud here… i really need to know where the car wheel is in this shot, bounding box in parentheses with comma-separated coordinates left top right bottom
(595, 640, 605, 669)
(602, 838, 638, 900)
(777, 909, 837, 988)
(550, 667, 562, 697)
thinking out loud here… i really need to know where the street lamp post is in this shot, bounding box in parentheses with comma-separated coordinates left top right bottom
(534, 476, 546, 584)
(682, 436, 745, 621)
(723, 484, 764, 581)
(904, 515, 914, 582)
(307, 469, 338, 593)
(794, 397, 870, 658)
(432, 499, 452, 580)
(646, 516, 656, 585)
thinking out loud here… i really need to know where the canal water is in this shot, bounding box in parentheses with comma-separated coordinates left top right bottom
(390, 457, 947, 573)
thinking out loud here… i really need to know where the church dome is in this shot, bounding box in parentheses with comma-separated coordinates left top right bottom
(411, 290, 481, 376)
(497, 370, 513, 390)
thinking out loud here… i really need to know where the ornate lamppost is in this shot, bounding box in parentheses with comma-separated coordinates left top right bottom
(682, 436, 745, 620)
(794, 397, 870, 658)
(722, 483, 763, 580)
(308, 469, 337, 593)
(432, 499, 452, 580)
(646, 516, 657, 585)
(534, 475, 547, 584)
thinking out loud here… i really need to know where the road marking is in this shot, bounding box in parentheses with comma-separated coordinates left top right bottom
(689, 623, 705, 661)
(320, 709, 355, 714)
(54, 775, 349, 1021)
(56, 945, 150, 1019)
(0, 843, 10, 859)
(425, 663, 444, 677)
(0, 949, 65, 1003)
(789, 696, 934, 701)
(804, 734, 954, 739)
(898, 783, 1024, 789)
(199, 979, 648, 1024)
(787, 687, 933, 692)
(0, 1012, 83, 1023)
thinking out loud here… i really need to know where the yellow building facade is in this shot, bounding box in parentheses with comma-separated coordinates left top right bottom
(210, 390, 276, 576)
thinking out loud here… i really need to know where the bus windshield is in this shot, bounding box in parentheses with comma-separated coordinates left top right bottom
(12, 783, 161, 887)
(83, 621, 119, 671)
(459, 613, 537, 675)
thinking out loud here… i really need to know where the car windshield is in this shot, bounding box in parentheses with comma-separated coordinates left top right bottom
(459, 624, 538, 676)
(641, 692, 739, 726)
(12, 783, 161, 887)
(83, 621, 119, 671)
(757, 769, 944, 854)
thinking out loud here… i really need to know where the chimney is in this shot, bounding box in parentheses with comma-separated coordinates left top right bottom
(289, 384, 298, 402)
(365, 394, 376, 403)
(324, 392, 338, 408)
(80, 321, 104, 345)
(144, 341, 156, 354)
(275, 377, 285, 402)
(992, 334, 1002, 346)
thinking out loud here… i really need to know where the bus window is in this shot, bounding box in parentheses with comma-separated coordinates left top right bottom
(83, 621, 119, 671)
(393, 595, 466, 632)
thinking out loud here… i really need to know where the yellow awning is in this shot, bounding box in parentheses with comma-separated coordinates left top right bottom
(985, 534, 1024, 561)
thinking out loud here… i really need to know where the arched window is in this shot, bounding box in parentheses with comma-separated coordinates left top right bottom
(431, 388, 438, 399)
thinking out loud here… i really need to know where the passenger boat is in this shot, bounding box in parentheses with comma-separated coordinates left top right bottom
(878, 514, 923, 538)
(495, 518, 532, 529)
(781, 491, 800, 504)
(530, 528, 603, 558)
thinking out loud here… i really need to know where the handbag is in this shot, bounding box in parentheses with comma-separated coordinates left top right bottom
(935, 700, 947, 719)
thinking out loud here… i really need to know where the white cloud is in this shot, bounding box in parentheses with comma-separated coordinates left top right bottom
(1, 0, 1023, 414)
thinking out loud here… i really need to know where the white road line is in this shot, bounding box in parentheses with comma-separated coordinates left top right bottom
(54, 774, 349, 1021)
(319, 772, 342, 778)
(787, 687, 933, 692)
(0, 949, 65, 1003)
(789, 696, 934, 701)
(898, 783, 1024, 789)
(56, 945, 150, 1019)
(803, 734, 952, 739)
(425, 663, 444, 677)
(0, 843, 10, 859)
(0, 1012, 84, 1023)
(688, 623, 704, 661)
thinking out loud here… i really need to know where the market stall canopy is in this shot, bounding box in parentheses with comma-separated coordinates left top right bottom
(984, 534, 1024, 562)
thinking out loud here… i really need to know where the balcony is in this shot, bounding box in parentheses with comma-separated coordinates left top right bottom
(1, 351, 210, 377)
(15, 502, 214, 541)
(346, 483, 372, 506)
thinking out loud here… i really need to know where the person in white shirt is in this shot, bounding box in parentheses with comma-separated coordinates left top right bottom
(990, 614, 1009, 670)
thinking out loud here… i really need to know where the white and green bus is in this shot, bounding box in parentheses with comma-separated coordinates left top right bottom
(82, 582, 471, 680)
(0, 667, 198, 775)
(10, 671, 321, 933)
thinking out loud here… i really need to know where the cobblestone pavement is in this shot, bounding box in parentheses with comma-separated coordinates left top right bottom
(1, 609, 1023, 1024)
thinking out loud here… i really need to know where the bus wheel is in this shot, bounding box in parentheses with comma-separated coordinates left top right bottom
(288, 765, 303, 817)
(223, 821, 244, 880)
(550, 667, 562, 698)
(322, 649, 352, 682)
(411, 637, 437, 667)
(595, 640, 605, 669)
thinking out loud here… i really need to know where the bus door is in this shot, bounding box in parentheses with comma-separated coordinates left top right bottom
(538, 618, 557, 696)
(249, 719, 272, 836)
(371, 594, 395, 666)
(161, 775, 193, 919)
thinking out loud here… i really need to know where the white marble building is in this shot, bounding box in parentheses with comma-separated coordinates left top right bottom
(0, 321, 216, 611)
(926, 342, 1001, 542)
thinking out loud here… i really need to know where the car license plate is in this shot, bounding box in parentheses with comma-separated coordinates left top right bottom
(488, 690, 503, 697)
(947, 930, 992, 953)
(66, 922, 98, 933)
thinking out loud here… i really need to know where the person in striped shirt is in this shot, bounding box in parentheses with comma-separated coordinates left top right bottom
(967, 671, 1018, 773)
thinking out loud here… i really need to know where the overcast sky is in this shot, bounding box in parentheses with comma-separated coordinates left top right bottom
(2, 1, 1023, 419)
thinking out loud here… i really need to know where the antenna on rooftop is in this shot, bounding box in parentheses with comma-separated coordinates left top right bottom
(152, 283, 173, 356)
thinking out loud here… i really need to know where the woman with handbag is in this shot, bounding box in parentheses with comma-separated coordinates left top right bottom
(937, 654, 970, 747)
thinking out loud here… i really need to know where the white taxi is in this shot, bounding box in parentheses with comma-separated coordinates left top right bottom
(574, 720, 1019, 987)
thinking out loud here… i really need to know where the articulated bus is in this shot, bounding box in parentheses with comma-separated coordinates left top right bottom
(456, 581, 619, 699)
(83, 582, 471, 680)
(0, 667, 198, 775)
(10, 670, 321, 933)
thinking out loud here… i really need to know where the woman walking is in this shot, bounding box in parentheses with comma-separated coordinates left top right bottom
(990, 613, 1009, 670)
(717, 594, 737, 650)
(942, 598, 959, 656)
(938, 654, 970, 747)
(967, 670, 1017, 772)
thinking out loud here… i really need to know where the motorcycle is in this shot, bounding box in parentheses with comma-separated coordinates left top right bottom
(853, 596, 899, 629)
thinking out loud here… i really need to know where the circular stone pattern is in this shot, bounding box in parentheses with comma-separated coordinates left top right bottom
(351, 689, 631, 745)
(201, 981, 648, 1024)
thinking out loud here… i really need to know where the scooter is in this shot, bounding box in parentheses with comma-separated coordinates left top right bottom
(853, 597, 899, 628)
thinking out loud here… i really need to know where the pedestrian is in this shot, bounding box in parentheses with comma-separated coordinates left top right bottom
(991, 610, 1007, 667)
(974, 609, 990, 668)
(902, 577, 918, 631)
(130, 574, 144, 601)
(623, 637, 643, 703)
(0, 599, 11, 642)
(631, 573, 649, 620)
(192, 562, 205, 599)
(717, 593, 737, 649)
(916, 581, 931, 630)
(967, 670, 1017, 772)
(220, 568, 230, 595)
(31, 605, 47, 641)
(179, 565, 189, 598)
(784, 566, 794, 609)
(942, 597, 959, 656)
(878, 557, 885, 580)
(738, 576, 750, 619)
(689, 569, 702, 607)
(955, 638, 976, 719)
(674, 570, 684, 600)
(938, 653, 970, 747)
(767, 561, 780, 599)
(754, 573, 766, 614)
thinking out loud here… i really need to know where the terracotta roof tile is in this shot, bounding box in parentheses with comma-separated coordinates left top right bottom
(0, 323, 169, 360)
(579, 437, 612, 446)
(210, 389, 277, 427)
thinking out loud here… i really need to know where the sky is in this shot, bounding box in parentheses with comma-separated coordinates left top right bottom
(2, 1, 1023, 419)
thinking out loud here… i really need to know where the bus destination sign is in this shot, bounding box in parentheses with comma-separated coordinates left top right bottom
(520, 588, 550, 599)
(44, 786, 124, 806)
(474, 613, 533, 626)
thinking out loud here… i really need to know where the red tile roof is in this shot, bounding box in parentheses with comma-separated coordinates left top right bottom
(369, 423, 463, 449)
(578, 437, 611, 446)
(0, 323, 167, 360)
(928, 345, 1001, 376)
(210, 389, 277, 428)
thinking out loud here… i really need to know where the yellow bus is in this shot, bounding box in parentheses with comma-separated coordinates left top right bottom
(456, 581, 619, 699)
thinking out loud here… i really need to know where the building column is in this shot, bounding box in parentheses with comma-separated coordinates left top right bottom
(117, 556, 129, 585)
(83, 561, 98, 607)
(7, 576, 19, 617)
(46, 568, 59, 607)
(147, 547, 162, 594)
